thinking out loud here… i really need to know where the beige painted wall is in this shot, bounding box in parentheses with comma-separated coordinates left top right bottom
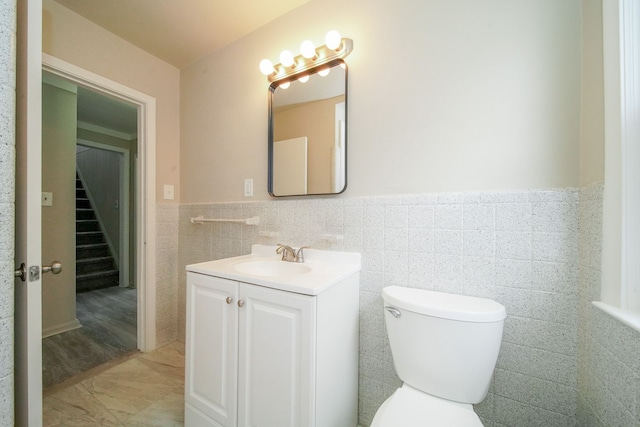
(181, 0, 584, 202)
(42, 0, 181, 203)
(42, 83, 77, 335)
(580, 0, 605, 185)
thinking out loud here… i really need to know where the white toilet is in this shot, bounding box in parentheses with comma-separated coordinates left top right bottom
(371, 286, 506, 427)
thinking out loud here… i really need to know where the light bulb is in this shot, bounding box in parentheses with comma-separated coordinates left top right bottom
(325, 30, 342, 50)
(300, 40, 316, 59)
(279, 81, 291, 89)
(259, 59, 274, 75)
(318, 68, 331, 77)
(280, 50, 295, 67)
(298, 75, 309, 83)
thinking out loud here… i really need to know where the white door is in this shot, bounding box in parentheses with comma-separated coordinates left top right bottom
(14, 0, 43, 425)
(185, 273, 239, 427)
(273, 136, 308, 196)
(237, 284, 316, 427)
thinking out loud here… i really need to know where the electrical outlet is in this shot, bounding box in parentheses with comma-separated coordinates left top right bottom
(42, 192, 53, 206)
(244, 179, 253, 197)
(163, 184, 174, 200)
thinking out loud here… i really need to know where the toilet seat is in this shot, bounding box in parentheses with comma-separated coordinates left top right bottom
(371, 385, 484, 427)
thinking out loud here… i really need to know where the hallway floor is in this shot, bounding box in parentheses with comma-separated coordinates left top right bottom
(43, 341, 185, 426)
(43, 286, 137, 388)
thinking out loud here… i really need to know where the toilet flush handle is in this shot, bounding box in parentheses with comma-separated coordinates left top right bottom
(385, 306, 401, 318)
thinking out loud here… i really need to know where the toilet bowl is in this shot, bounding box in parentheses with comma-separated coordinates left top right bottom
(371, 384, 483, 427)
(371, 286, 506, 427)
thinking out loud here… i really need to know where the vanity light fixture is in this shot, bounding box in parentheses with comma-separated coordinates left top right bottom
(259, 30, 353, 83)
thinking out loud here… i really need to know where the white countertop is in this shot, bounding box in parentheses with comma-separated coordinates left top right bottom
(186, 244, 361, 296)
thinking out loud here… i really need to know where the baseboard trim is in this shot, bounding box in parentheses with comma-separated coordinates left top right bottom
(42, 319, 82, 339)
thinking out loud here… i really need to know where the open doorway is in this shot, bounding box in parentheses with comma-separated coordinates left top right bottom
(41, 72, 139, 388)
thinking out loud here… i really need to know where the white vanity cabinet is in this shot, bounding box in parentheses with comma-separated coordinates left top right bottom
(185, 246, 360, 427)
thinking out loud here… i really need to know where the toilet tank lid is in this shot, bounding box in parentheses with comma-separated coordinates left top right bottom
(382, 286, 506, 322)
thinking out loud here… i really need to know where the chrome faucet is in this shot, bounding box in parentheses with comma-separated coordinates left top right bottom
(276, 244, 310, 263)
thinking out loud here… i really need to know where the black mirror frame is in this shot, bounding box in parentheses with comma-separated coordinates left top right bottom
(268, 58, 348, 197)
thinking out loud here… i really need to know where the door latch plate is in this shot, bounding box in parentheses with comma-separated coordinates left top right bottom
(29, 266, 40, 281)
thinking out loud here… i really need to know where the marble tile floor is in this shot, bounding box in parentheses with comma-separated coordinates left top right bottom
(43, 341, 185, 426)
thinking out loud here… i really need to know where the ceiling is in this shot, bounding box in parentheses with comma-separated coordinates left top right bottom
(76, 87, 138, 136)
(54, 0, 310, 69)
(53, 0, 310, 136)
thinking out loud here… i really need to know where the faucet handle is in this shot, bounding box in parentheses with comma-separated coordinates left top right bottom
(294, 246, 310, 263)
(276, 244, 295, 261)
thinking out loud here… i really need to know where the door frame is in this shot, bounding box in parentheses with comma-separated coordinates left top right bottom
(42, 53, 157, 352)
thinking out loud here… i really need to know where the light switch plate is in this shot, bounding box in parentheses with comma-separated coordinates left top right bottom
(244, 179, 253, 197)
(42, 192, 53, 206)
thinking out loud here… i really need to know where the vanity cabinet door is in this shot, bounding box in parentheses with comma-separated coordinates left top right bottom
(185, 273, 238, 427)
(237, 283, 316, 427)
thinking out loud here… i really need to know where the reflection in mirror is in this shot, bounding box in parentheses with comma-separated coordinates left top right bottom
(268, 59, 347, 196)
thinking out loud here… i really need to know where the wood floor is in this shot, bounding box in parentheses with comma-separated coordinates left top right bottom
(42, 286, 138, 389)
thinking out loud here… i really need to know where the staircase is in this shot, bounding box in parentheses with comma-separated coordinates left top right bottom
(76, 173, 119, 293)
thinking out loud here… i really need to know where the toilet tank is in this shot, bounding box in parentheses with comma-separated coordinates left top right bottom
(382, 286, 506, 404)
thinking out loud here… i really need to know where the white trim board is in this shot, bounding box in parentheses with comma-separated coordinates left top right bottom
(78, 120, 137, 141)
(42, 53, 157, 353)
(42, 319, 82, 339)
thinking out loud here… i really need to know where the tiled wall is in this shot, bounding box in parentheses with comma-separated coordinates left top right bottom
(577, 184, 640, 427)
(173, 187, 582, 426)
(156, 204, 180, 347)
(0, 0, 15, 425)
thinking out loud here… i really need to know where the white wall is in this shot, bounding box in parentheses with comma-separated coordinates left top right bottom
(181, 0, 583, 202)
(42, 0, 181, 203)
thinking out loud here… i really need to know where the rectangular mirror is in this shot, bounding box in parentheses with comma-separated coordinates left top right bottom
(268, 59, 347, 196)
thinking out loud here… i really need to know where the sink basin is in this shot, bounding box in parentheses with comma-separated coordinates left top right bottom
(232, 259, 312, 277)
(187, 244, 362, 295)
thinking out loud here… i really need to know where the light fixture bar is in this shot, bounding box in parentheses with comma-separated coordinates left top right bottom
(266, 38, 353, 83)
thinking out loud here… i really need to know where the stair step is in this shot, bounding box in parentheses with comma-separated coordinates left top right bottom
(76, 219, 100, 232)
(77, 243, 109, 258)
(76, 256, 115, 274)
(76, 270, 119, 293)
(75, 173, 119, 294)
(76, 198, 91, 209)
(76, 209, 96, 220)
(76, 231, 104, 245)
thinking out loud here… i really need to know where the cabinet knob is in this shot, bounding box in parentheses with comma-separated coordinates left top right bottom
(226, 297, 233, 304)
(238, 300, 245, 308)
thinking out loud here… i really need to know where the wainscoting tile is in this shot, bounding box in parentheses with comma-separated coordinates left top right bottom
(175, 188, 587, 427)
(0, 318, 11, 379)
(0, 144, 14, 203)
(494, 395, 576, 427)
(0, 374, 12, 427)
